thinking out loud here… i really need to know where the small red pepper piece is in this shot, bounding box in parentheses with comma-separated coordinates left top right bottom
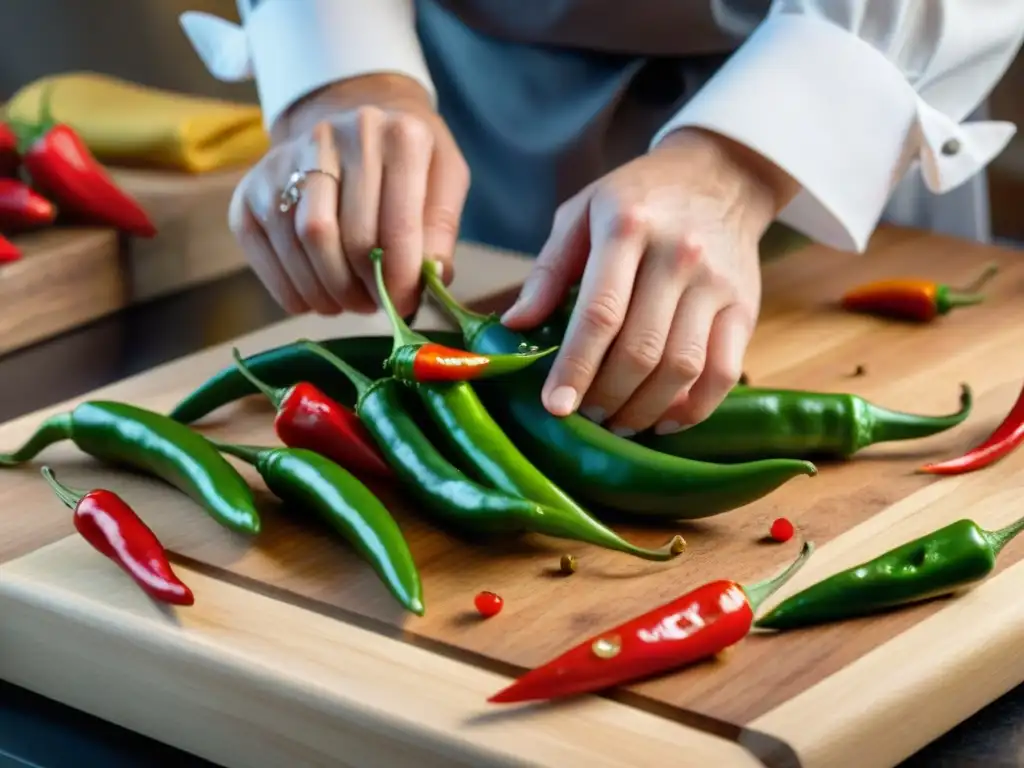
(13, 85, 156, 238)
(231, 347, 393, 478)
(488, 541, 814, 704)
(41, 465, 194, 606)
(919, 380, 1024, 475)
(0, 233, 21, 264)
(0, 179, 56, 230)
(770, 517, 795, 543)
(475, 591, 504, 618)
(840, 263, 998, 322)
(0, 122, 20, 177)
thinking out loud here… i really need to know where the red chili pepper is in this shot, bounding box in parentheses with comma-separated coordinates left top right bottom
(488, 542, 814, 704)
(841, 264, 998, 322)
(0, 179, 56, 230)
(389, 340, 557, 383)
(0, 234, 21, 264)
(919, 380, 1024, 475)
(231, 347, 393, 477)
(41, 465, 194, 606)
(12, 85, 156, 238)
(770, 517, 795, 543)
(475, 590, 504, 618)
(0, 122, 20, 177)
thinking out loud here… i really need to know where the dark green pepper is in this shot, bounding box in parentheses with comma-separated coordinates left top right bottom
(365, 248, 682, 562)
(755, 514, 1024, 631)
(212, 442, 424, 615)
(635, 384, 973, 462)
(301, 341, 684, 560)
(421, 262, 817, 519)
(167, 331, 465, 425)
(0, 401, 260, 534)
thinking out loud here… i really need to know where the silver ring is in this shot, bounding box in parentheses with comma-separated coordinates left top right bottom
(278, 169, 339, 213)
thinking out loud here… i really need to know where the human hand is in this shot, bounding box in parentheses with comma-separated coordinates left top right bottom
(229, 74, 470, 318)
(501, 128, 797, 436)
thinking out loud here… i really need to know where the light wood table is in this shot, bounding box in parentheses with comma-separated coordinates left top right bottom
(1, 228, 1022, 768)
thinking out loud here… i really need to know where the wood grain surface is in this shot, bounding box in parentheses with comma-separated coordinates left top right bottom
(1, 227, 1023, 768)
(0, 228, 123, 355)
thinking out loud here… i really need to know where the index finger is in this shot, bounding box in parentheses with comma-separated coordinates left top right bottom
(542, 216, 646, 417)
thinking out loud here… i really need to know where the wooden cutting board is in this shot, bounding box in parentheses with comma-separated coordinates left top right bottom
(1, 228, 1022, 768)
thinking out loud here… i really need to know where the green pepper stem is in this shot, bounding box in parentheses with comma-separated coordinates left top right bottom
(40, 465, 87, 510)
(743, 540, 815, 614)
(982, 514, 1024, 558)
(421, 259, 493, 344)
(0, 412, 74, 465)
(299, 339, 373, 401)
(231, 347, 287, 408)
(956, 263, 999, 294)
(368, 248, 428, 353)
(867, 383, 972, 448)
(208, 440, 265, 467)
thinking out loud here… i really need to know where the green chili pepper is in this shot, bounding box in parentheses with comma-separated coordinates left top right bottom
(635, 384, 973, 462)
(300, 340, 685, 560)
(366, 249, 683, 562)
(167, 331, 465, 425)
(420, 262, 817, 519)
(755, 513, 1024, 631)
(211, 441, 424, 615)
(0, 401, 260, 534)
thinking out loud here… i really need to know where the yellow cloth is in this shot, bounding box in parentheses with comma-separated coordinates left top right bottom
(5, 72, 269, 173)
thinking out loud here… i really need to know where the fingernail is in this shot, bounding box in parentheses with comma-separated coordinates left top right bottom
(655, 420, 688, 435)
(547, 385, 578, 416)
(580, 405, 606, 424)
(611, 426, 636, 438)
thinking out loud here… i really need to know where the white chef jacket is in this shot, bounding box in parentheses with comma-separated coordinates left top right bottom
(181, 1, 1024, 255)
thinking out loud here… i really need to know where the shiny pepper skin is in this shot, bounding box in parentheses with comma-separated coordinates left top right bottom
(475, 591, 504, 618)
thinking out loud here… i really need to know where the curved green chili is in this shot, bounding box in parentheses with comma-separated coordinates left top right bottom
(301, 341, 684, 560)
(636, 384, 973, 462)
(0, 401, 260, 534)
(755, 512, 1024, 631)
(421, 262, 817, 519)
(167, 331, 465, 425)
(212, 441, 423, 615)
(366, 249, 683, 561)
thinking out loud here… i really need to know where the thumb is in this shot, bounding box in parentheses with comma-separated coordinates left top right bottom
(502, 194, 590, 328)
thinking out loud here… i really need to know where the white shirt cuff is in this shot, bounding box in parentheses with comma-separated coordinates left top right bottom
(180, 0, 437, 132)
(650, 13, 1017, 252)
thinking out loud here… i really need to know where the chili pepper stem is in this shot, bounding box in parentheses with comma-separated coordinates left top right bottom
(300, 340, 374, 400)
(40, 465, 88, 509)
(0, 412, 73, 465)
(982, 514, 1024, 558)
(209, 440, 263, 466)
(957, 263, 999, 294)
(369, 248, 430, 353)
(422, 259, 494, 345)
(231, 348, 288, 408)
(743, 540, 815, 614)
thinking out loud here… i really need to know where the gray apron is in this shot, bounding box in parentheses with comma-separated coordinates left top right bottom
(416, 0, 992, 253)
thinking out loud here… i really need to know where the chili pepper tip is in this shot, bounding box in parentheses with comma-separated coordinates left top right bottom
(669, 535, 687, 555)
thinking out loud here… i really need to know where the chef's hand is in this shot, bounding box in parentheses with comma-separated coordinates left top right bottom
(228, 74, 470, 318)
(501, 128, 797, 435)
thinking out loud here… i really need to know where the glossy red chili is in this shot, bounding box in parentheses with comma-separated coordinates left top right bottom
(0, 234, 20, 264)
(770, 518, 795, 543)
(488, 542, 813, 704)
(231, 347, 393, 477)
(919, 380, 1024, 475)
(0, 179, 56, 230)
(0, 122, 19, 176)
(840, 264, 998, 322)
(42, 465, 194, 606)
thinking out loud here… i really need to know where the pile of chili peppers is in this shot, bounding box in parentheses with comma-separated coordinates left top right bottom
(0, 85, 156, 264)
(2, 241, 1021, 702)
